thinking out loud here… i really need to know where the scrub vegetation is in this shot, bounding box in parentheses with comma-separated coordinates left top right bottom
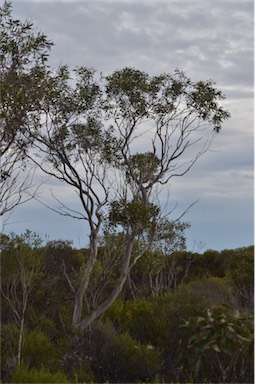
(1, 233, 253, 383)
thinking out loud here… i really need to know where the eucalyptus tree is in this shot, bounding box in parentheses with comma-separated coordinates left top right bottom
(0, 1, 52, 218)
(26, 62, 230, 330)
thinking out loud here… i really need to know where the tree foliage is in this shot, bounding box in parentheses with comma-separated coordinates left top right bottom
(0, 1, 53, 216)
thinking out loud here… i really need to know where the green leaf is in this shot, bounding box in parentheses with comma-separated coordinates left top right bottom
(236, 334, 252, 343)
(212, 343, 221, 353)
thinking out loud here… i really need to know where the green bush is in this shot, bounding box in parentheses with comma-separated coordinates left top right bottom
(9, 365, 68, 383)
(121, 288, 207, 346)
(56, 336, 96, 383)
(0, 323, 19, 383)
(22, 329, 59, 370)
(124, 296, 169, 345)
(106, 290, 209, 382)
(179, 307, 254, 383)
(80, 321, 161, 383)
(101, 330, 161, 382)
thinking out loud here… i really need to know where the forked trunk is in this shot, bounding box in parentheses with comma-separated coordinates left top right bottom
(78, 235, 135, 331)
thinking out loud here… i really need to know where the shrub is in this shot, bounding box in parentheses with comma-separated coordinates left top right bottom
(106, 290, 208, 382)
(102, 331, 161, 382)
(105, 298, 125, 325)
(22, 329, 59, 370)
(179, 307, 254, 383)
(57, 336, 96, 383)
(0, 323, 19, 383)
(9, 365, 68, 383)
(79, 321, 161, 383)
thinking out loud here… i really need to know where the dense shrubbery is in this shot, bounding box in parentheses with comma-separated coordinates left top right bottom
(1, 233, 253, 383)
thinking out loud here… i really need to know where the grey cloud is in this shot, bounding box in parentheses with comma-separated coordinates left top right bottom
(12, 2, 253, 85)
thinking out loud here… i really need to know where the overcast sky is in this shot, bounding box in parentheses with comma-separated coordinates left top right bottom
(3, 0, 254, 252)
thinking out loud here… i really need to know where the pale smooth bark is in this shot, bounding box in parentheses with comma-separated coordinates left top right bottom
(72, 234, 98, 327)
(78, 234, 135, 331)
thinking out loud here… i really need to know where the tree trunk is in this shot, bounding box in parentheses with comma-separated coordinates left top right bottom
(72, 234, 98, 328)
(17, 316, 24, 367)
(78, 235, 135, 331)
(17, 290, 28, 368)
